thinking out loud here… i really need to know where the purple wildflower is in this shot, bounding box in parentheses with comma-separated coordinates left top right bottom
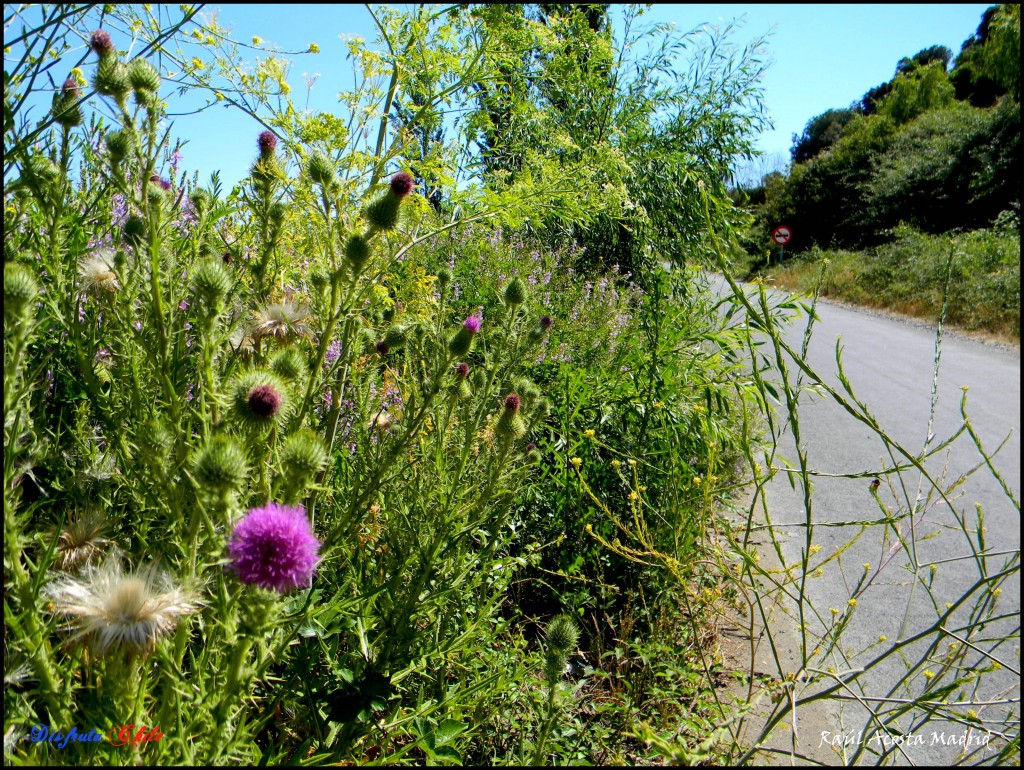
(258, 130, 277, 157)
(463, 314, 482, 334)
(455, 362, 469, 378)
(375, 339, 391, 356)
(390, 171, 414, 198)
(324, 339, 342, 367)
(90, 29, 115, 57)
(228, 503, 321, 593)
(504, 393, 521, 411)
(539, 315, 553, 331)
(247, 384, 282, 418)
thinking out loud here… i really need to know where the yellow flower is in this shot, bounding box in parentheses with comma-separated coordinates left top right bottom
(809, 544, 821, 555)
(308, 42, 320, 54)
(628, 491, 638, 502)
(638, 485, 647, 492)
(992, 587, 1002, 597)
(967, 710, 978, 720)
(252, 36, 262, 46)
(191, 57, 204, 70)
(863, 562, 871, 571)
(923, 670, 936, 680)
(583, 429, 595, 439)
(692, 476, 702, 486)
(830, 607, 839, 616)
(811, 647, 821, 657)
(813, 568, 823, 578)
(847, 598, 857, 607)
(611, 460, 621, 469)
(215, 91, 225, 101)
(71, 67, 87, 87)
(878, 635, 887, 642)
(280, 81, 291, 95)
(652, 400, 664, 409)
(627, 459, 636, 467)
(570, 457, 582, 468)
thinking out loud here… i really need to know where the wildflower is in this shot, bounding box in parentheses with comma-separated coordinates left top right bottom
(611, 459, 621, 469)
(809, 544, 821, 555)
(257, 130, 277, 159)
(627, 459, 636, 467)
(229, 370, 289, 431)
(693, 476, 702, 486)
(228, 503, 321, 593)
(78, 249, 119, 294)
(345, 233, 371, 272)
(369, 409, 395, 434)
(281, 431, 328, 485)
(814, 567, 824, 578)
(863, 562, 871, 571)
(45, 555, 199, 656)
(4, 262, 39, 321)
(251, 301, 313, 341)
(540, 315, 553, 331)
(251, 36, 262, 46)
(389, 171, 414, 198)
(923, 670, 936, 680)
(127, 58, 160, 93)
(448, 313, 482, 357)
(455, 362, 470, 378)
(496, 392, 527, 441)
(628, 491, 638, 502)
(847, 598, 857, 607)
(878, 635, 887, 642)
(89, 29, 115, 58)
(53, 509, 112, 572)
(503, 277, 527, 307)
(306, 151, 335, 186)
(308, 42, 320, 54)
(192, 434, 248, 493)
(967, 710, 978, 720)
(570, 457, 582, 468)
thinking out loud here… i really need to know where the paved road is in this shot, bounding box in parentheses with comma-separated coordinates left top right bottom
(709, 274, 1020, 765)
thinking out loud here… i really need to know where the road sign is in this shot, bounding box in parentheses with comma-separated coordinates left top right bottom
(772, 225, 792, 245)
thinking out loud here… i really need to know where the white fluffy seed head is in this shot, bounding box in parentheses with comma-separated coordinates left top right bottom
(45, 555, 199, 657)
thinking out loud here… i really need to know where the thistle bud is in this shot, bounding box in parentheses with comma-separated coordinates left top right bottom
(529, 315, 554, 343)
(281, 430, 329, 488)
(193, 434, 249, 493)
(447, 314, 481, 358)
(191, 259, 233, 310)
(94, 57, 130, 100)
(435, 266, 452, 290)
(364, 192, 401, 233)
(268, 201, 287, 230)
(229, 371, 289, 431)
(306, 151, 335, 187)
(543, 614, 579, 682)
(4, 262, 39, 321)
(375, 339, 391, 356)
(138, 418, 173, 460)
(503, 277, 527, 308)
(104, 129, 133, 163)
(270, 347, 307, 383)
(52, 78, 84, 127)
(127, 58, 160, 93)
(344, 234, 370, 272)
(383, 325, 407, 350)
(496, 392, 527, 441)
(122, 213, 146, 247)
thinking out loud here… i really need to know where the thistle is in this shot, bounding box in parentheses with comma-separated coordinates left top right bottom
(543, 613, 580, 681)
(127, 58, 160, 94)
(496, 392, 528, 441)
(270, 347, 307, 383)
(4, 262, 39, 321)
(344, 233, 371, 274)
(52, 77, 83, 128)
(228, 370, 290, 432)
(503, 277, 527, 308)
(94, 57, 130, 101)
(448, 314, 481, 357)
(228, 503, 321, 593)
(453, 362, 472, 400)
(78, 249, 119, 295)
(53, 509, 113, 572)
(251, 301, 313, 341)
(89, 29, 116, 58)
(192, 259, 233, 312)
(281, 430, 328, 491)
(257, 130, 278, 160)
(529, 315, 554, 343)
(192, 434, 249, 494)
(364, 172, 414, 234)
(45, 555, 200, 657)
(306, 151, 335, 187)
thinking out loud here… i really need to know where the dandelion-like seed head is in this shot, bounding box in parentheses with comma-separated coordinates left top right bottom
(54, 509, 113, 572)
(78, 248, 119, 294)
(251, 301, 313, 341)
(45, 555, 199, 657)
(228, 503, 321, 593)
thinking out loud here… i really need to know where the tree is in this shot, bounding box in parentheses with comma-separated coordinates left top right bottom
(790, 108, 858, 163)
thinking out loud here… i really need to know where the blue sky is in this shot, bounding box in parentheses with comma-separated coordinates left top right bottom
(9, 4, 995, 188)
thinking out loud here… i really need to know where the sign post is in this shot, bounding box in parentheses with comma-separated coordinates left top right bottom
(772, 225, 792, 263)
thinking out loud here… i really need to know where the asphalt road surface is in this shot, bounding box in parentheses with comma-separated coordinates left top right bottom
(709, 274, 1020, 765)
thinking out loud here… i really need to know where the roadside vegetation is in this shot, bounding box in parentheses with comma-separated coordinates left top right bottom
(4, 3, 1018, 766)
(732, 4, 1020, 342)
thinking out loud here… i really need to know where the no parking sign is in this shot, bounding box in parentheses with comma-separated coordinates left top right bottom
(772, 225, 792, 245)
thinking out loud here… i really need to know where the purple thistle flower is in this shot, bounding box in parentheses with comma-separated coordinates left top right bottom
(463, 314, 481, 334)
(258, 130, 277, 157)
(247, 384, 282, 418)
(61, 77, 80, 99)
(90, 29, 115, 57)
(504, 393, 521, 411)
(228, 503, 321, 593)
(539, 315, 553, 331)
(455, 362, 469, 378)
(389, 171, 414, 198)
(375, 339, 390, 356)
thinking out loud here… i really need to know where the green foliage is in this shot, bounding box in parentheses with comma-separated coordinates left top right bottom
(790, 107, 859, 164)
(875, 60, 955, 125)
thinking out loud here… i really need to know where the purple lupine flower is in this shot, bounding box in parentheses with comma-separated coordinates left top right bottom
(228, 503, 321, 593)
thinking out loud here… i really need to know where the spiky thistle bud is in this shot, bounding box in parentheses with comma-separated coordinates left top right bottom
(229, 370, 290, 432)
(529, 315, 554, 343)
(193, 434, 249, 493)
(453, 362, 472, 400)
(503, 277, 527, 308)
(448, 314, 481, 357)
(435, 266, 452, 290)
(344, 234, 370, 273)
(127, 58, 160, 93)
(281, 430, 329, 487)
(122, 213, 146, 247)
(138, 418, 173, 459)
(383, 325, 407, 350)
(375, 339, 390, 356)
(306, 151, 335, 187)
(526, 443, 541, 463)
(496, 392, 527, 441)
(268, 201, 286, 229)
(94, 57, 130, 100)
(270, 346, 307, 383)
(4, 262, 39, 322)
(191, 259, 233, 311)
(543, 614, 579, 682)
(104, 129, 133, 163)
(52, 78, 84, 127)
